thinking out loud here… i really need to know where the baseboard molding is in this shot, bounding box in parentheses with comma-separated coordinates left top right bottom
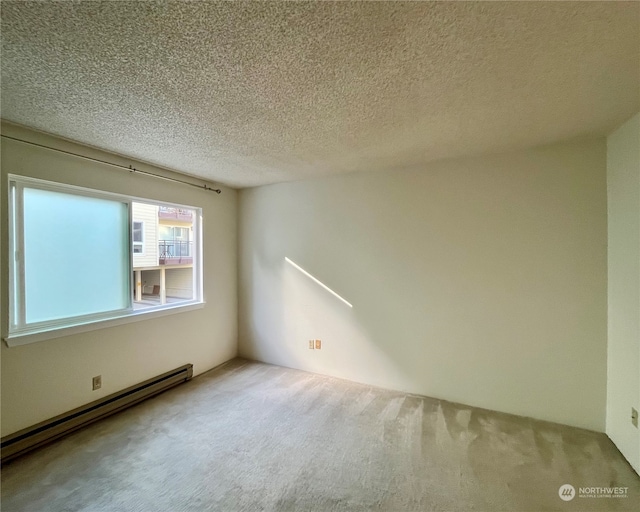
(1, 363, 193, 463)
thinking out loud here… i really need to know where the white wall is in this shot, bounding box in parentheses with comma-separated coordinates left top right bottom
(139, 268, 193, 298)
(239, 139, 608, 431)
(0, 122, 238, 436)
(166, 267, 194, 299)
(606, 112, 640, 472)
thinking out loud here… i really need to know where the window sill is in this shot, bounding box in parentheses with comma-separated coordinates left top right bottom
(3, 301, 206, 347)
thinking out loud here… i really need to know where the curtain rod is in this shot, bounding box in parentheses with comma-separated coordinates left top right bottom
(0, 134, 222, 194)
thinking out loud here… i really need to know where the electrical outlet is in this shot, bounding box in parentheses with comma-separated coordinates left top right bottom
(315, 339, 321, 350)
(632, 408, 638, 428)
(92, 375, 102, 391)
(308, 340, 315, 349)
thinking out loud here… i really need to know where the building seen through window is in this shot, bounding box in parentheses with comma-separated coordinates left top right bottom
(132, 203, 196, 310)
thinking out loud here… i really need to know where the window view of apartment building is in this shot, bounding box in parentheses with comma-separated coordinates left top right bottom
(132, 203, 195, 309)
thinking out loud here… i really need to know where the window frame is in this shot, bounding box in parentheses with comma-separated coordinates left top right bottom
(132, 220, 144, 254)
(5, 174, 205, 347)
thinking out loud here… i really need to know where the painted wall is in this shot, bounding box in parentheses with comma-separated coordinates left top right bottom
(238, 139, 608, 431)
(0, 122, 238, 436)
(606, 112, 640, 472)
(165, 268, 194, 299)
(141, 268, 194, 299)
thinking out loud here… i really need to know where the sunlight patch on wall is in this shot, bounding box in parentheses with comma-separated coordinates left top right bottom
(284, 257, 353, 308)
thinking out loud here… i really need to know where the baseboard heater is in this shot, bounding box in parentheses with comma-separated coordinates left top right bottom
(1, 363, 193, 463)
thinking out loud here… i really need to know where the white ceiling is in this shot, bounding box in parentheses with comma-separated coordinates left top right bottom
(1, 1, 638, 188)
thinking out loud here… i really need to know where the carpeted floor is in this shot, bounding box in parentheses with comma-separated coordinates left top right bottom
(2, 358, 639, 511)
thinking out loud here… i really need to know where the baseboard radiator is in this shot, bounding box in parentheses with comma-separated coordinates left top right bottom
(1, 363, 193, 463)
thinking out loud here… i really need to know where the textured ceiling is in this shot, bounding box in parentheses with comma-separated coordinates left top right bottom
(1, 1, 639, 188)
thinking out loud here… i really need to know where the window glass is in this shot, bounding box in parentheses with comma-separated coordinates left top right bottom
(133, 222, 143, 242)
(134, 202, 197, 310)
(22, 186, 130, 324)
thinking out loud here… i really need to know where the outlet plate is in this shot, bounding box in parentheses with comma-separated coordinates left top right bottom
(632, 408, 638, 428)
(315, 339, 321, 350)
(308, 340, 314, 349)
(92, 375, 102, 390)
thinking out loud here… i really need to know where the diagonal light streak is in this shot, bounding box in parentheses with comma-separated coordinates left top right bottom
(285, 257, 353, 308)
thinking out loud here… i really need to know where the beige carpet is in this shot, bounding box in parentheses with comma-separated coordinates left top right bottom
(2, 359, 639, 511)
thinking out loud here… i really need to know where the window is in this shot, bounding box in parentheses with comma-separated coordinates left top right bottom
(132, 221, 144, 254)
(7, 175, 203, 345)
(159, 226, 191, 258)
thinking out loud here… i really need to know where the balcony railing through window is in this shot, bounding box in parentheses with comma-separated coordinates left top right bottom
(159, 240, 193, 265)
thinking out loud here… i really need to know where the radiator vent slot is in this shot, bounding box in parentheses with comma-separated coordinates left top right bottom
(1, 363, 193, 463)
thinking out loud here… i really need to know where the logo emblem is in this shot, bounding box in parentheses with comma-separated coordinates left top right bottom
(559, 484, 575, 501)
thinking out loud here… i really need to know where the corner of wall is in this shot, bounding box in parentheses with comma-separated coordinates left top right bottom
(605, 112, 640, 474)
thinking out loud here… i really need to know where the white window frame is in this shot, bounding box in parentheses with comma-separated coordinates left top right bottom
(132, 220, 144, 254)
(5, 175, 205, 347)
